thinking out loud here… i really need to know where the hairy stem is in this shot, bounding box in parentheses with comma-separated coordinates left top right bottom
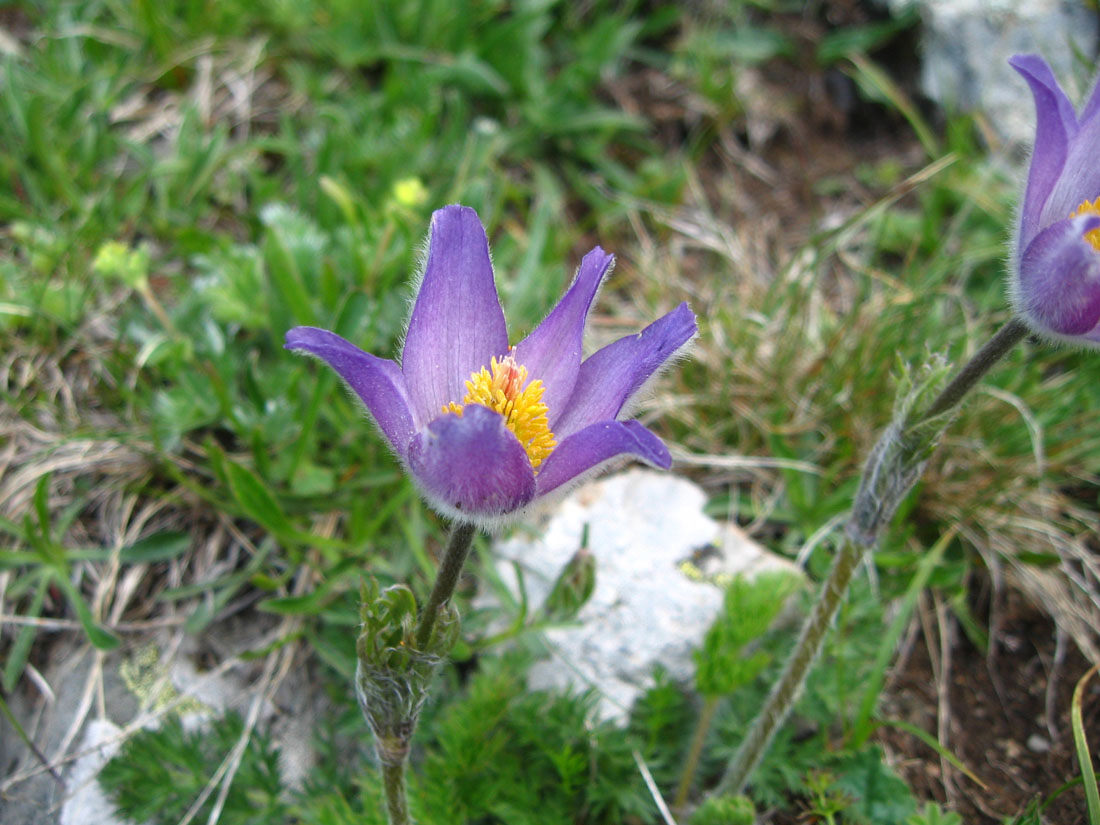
(381, 759, 411, 825)
(716, 539, 862, 796)
(373, 522, 478, 825)
(920, 316, 1028, 421)
(715, 316, 1029, 796)
(415, 521, 476, 651)
(674, 694, 721, 812)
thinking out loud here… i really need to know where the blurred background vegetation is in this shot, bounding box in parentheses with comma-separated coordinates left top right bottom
(1, 1, 1098, 823)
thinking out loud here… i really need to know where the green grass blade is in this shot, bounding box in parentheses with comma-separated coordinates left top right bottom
(50, 572, 121, 651)
(2, 574, 49, 692)
(879, 718, 986, 789)
(120, 532, 191, 563)
(1072, 662, 1100, 825)
(845, 52, 939, 158)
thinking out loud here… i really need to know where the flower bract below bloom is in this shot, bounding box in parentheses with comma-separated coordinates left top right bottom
(286, 205, 696, 525)
(1011, 54, 1100, 347)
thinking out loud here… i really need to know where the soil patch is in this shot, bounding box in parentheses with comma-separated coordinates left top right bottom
(879, 587, 1098, 823)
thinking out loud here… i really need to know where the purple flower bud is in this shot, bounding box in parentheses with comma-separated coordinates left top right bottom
(1010, 55, 1100, 347)
(287, 205, 696, 525)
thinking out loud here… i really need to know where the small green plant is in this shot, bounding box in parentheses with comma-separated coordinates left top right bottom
(675, 572, 802, 808)
(906, 801, 962, 825)
(99, 714, 289, 825)
(801, 771, 852, 825)
(690, 793, 756, 825)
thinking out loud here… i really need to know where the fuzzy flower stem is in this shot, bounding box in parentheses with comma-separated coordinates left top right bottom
(716, 316, 1030, 797)
(674, 694, 721, 812)
(919, 317, 1028, 421)
(376, 521, 476, 825)
(381, 760, 411, 825)
(716, 538, 862, 797)
(415, 521, 477, 653)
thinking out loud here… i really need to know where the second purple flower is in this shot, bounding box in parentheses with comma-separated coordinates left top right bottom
(286, 205, 696, 525)
(1011, 54, 1100, 346)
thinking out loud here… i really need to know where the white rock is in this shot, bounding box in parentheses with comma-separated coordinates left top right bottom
(491, 468, 801, 722)
(889, 0, 1098, 146)
(59, 720, 129, 825)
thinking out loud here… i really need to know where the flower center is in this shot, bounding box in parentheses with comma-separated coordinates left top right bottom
(1071, 197, 1100, 251)
(444, 352, 556, 469)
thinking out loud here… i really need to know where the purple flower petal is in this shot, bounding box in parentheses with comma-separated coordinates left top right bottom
(513, 247, 614, 417)
(1042, 104, 1100, 229)
(286, 327, 416, 457)
(1010, 55, 1079, 137)
(1011, 55, 1077, 245)
(535, 420, 671, 498)
(402, 205, 509, 427)
(1016, 214, 1100, 337)
(407, 404, 536, 519)
(551, 303, 696, 440)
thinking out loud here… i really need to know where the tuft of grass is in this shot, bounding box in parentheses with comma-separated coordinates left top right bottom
(636, 126, 1100, 656)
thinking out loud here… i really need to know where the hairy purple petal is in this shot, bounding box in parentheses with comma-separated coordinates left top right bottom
(552, 303, 696, 440)
(513, 247, 614, 417)
(402, 205, 509, 426)
(407, 405, 536, 519)
(1042, 106, 1100, 229)
(286, 327, 416, 457)
(1017, 214, 1100, 337)
(535, 420, 670, 498)
(1011, 55, 1076, 245)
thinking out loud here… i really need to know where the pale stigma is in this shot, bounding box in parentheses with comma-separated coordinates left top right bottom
(1070, 197, 1100, 251)
(444, 353, 556, 469)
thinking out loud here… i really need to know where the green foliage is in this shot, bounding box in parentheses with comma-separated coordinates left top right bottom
(690, 794, 756, 825)
(99, 714, 289, 825)
(828, 747, 916, 824)
(906, 802, 962, 825)
(1002, 780, 1085, 825)
(695, 576, 921, 819)
(0, 476, 120, 690)
(101, 653, 678, 824)
(694, 572, 802, 697)
(627, 666, 697, 785)
(415, 655, 652, 823)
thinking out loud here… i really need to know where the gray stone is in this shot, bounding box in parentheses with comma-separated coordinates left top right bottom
(1026, 732, 1052, 752)
(491, 468, 802, 722)
(889, 0, 1098, 146)
(59, 721, 129, 825)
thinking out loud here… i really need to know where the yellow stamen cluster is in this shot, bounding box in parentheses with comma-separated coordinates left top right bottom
(1071, 197, 1100, 251)
(444, 353, 556, 469)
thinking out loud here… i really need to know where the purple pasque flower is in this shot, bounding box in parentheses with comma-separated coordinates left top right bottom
(286, 205, 696, 526)
(1010, 54, 1100, 347)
